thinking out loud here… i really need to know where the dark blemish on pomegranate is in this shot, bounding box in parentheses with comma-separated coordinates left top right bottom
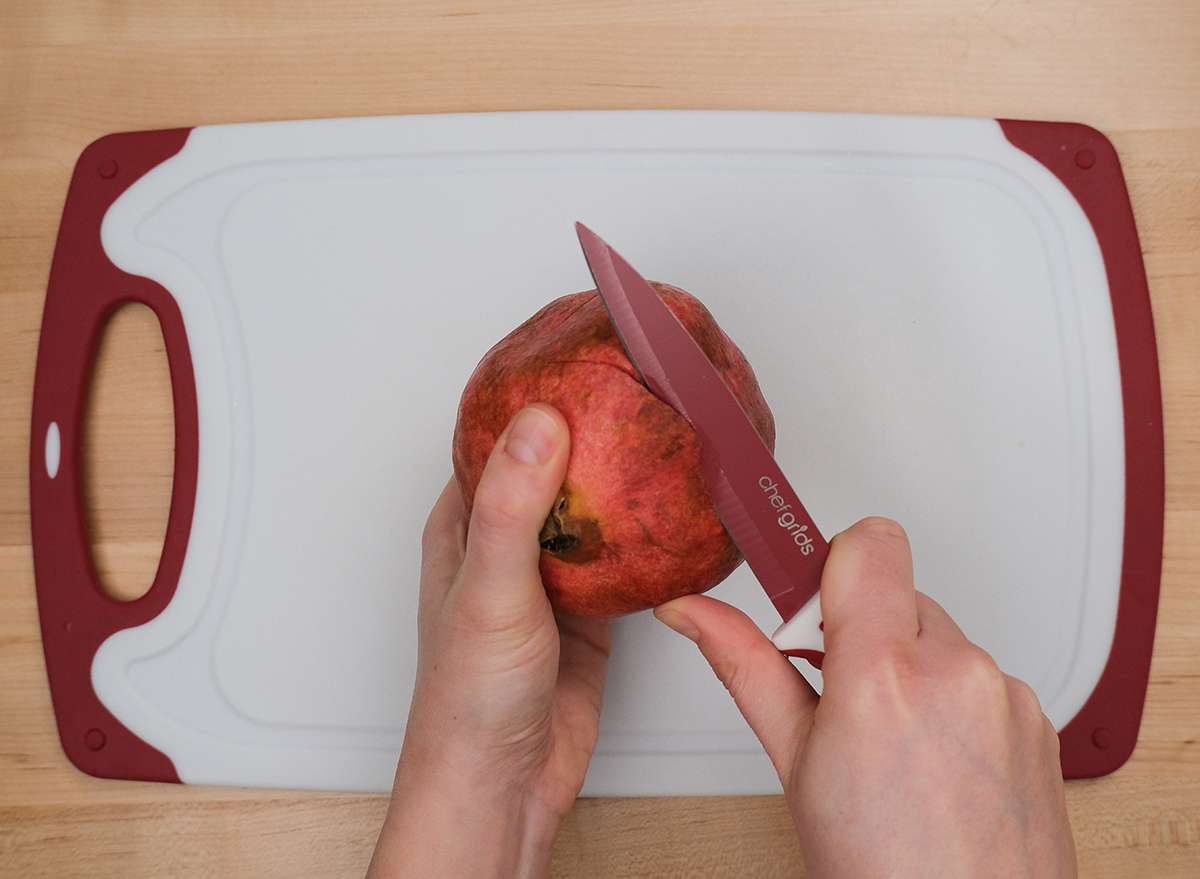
(636, 519, 662, 548)
(659, 436, 684, 460)
(635, 519, 687, 558)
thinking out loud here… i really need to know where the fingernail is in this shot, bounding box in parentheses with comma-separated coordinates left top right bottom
(504, 407, 558, 467)
(654, 606, 700, 643)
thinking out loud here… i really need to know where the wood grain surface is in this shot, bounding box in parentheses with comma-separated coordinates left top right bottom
(3, 2, 1198, 876)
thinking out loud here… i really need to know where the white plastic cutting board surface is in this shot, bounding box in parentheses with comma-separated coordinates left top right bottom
(91, 111, 1123, 794)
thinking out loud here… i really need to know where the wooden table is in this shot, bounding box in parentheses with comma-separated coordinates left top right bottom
(3, 2, 1198, 875)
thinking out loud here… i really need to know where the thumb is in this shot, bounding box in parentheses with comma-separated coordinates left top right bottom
(458, 404, 570, 609)
(655, 594, 818, 780)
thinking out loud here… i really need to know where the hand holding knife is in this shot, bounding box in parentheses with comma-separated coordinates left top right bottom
(575, 223, 828, 665)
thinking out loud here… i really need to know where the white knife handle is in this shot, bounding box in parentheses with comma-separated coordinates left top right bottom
(771, 593, 825, 668)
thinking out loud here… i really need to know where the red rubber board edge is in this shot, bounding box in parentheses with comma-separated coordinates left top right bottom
(30, 128, 196, 783)
(999, 120, 1165, 778)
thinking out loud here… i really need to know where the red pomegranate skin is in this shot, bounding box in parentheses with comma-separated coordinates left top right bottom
(452, 283, 775, 617)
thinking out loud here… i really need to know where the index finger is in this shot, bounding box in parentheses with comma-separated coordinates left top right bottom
(818, 517, 919, 664)
(418, 477, 469, 612)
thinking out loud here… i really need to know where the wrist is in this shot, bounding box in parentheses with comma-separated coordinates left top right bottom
(368, 737, 562, 879)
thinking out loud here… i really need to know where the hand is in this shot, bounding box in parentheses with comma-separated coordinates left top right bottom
(655, 517, 1077, 879)
(368, 405, 612, 879)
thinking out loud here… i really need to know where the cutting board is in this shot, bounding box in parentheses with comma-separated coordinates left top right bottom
(30, 110, 1163, 795)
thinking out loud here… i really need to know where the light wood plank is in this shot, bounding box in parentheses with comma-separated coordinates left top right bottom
(3, 2, 1199, 875)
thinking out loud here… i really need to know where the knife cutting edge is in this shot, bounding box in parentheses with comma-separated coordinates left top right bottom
(575, 222, 829, 664)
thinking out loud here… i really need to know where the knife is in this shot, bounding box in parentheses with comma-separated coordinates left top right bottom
(575, 223, 829, 665)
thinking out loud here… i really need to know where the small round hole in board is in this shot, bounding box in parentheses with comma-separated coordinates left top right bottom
(82, 302, 175, 602)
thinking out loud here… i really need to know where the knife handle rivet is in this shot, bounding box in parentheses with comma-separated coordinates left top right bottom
(85, 728, 107, 751)
(1091, 727, 1114, 749)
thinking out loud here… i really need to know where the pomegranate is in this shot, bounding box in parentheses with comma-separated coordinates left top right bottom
(452, 283, 775, 617)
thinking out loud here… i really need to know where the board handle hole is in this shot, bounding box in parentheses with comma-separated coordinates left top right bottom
(82, 302, 175, 602)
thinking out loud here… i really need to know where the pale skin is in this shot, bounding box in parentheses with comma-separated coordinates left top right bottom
(368, 404, 1077, 879)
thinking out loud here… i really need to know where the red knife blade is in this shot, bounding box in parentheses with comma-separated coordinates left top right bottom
(575, 223, 828, 661)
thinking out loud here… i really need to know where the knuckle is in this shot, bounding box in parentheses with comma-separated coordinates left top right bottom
(1006, 675, 1050, 728)
(959, 644, 1004, 686)
(951, 646, 1010, 712)
(471, 480, 534, 537)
